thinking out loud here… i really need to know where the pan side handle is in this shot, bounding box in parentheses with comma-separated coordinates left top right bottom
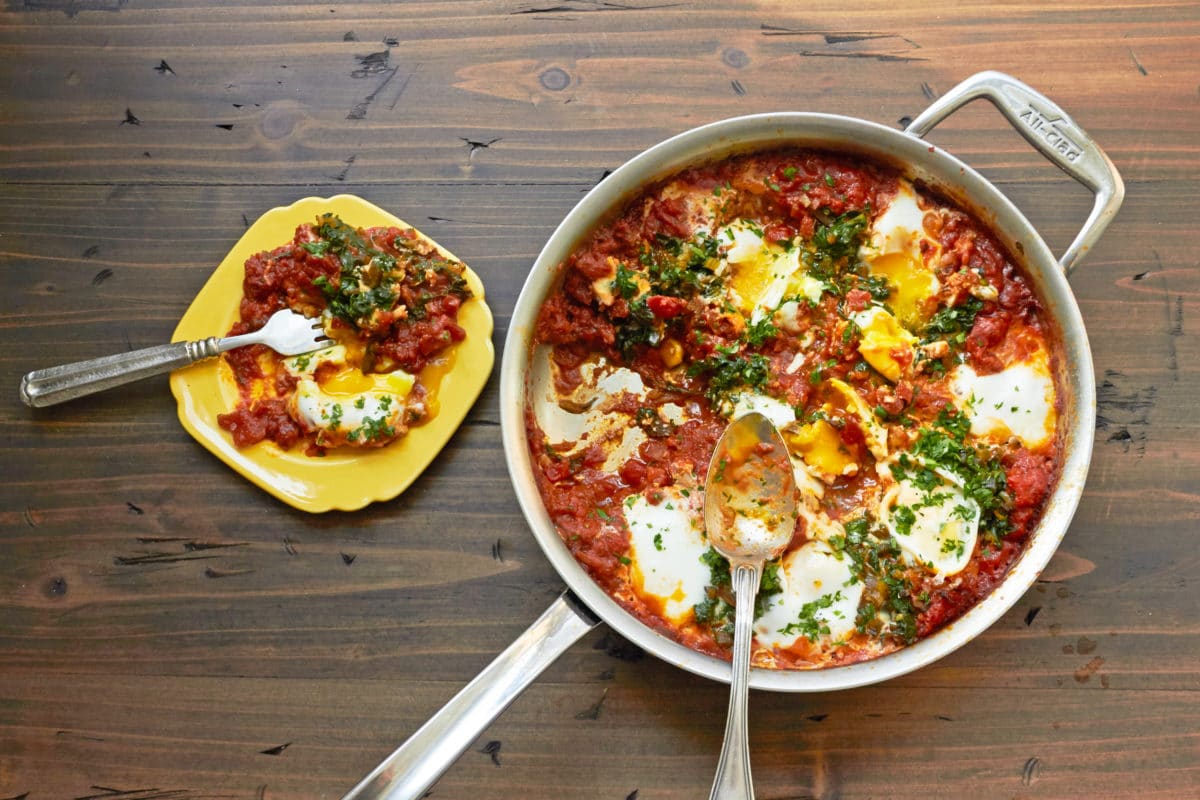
(904, 70, 1124, 276)
(341, 591, 602, 800)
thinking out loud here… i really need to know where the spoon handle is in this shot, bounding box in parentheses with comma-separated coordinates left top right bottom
(709, 562, 760, 800)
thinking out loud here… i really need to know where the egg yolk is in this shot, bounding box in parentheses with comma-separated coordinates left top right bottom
(320, 366, 415, 397)
(786, 419, 857, 478)
(250, 351, 283, 403)
(867, 252, 939, 328)
(855, 307, 917, 383)
(827, 379, 890, 461)
(727, 250, 778, 316)
(320, 367, 375, 395)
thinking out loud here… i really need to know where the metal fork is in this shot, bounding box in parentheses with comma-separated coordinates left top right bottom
(20, 308, 330, 408)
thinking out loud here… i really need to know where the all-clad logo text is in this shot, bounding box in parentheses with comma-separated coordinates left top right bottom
(1018, 105, 1083, 163)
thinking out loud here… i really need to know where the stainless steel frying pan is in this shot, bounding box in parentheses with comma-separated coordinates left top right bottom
(342, 71, 1124, 800)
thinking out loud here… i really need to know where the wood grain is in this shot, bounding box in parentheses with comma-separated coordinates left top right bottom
(2, 1, 1198, 798)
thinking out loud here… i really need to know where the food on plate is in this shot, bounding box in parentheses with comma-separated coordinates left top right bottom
(525, 148, 1062, 669)
(217, 213, 473, 455)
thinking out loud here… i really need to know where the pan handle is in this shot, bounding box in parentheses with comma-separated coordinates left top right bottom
(341, 591, 602, 800)
(904, 70, 1124, 276)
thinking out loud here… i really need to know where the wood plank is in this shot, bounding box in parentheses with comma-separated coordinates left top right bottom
(2, 673, 1196, 798)
(0, 4, 1196, 185)
(2, 1, 1198, 798)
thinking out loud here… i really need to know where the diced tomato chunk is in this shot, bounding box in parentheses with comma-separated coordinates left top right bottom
(844, 288, 872, 312)
(647, 295, 687, 319)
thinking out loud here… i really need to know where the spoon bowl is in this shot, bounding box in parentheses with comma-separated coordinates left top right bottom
(703, 411, 798, 800)
(704, 412, 798, 561)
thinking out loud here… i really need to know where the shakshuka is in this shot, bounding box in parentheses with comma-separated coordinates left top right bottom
(526, 148, 1062, 669)
(217, 214, 472, 456)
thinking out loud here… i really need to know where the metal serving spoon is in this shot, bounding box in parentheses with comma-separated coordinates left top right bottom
(703, 411, 798, 800)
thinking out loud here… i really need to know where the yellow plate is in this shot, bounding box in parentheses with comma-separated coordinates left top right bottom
(169, 195, 494, 513)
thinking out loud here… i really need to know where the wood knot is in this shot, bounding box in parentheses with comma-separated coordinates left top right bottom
(261, 103, 300, 140)
(539, 67, 571, 91)
(721, 47, 749, 69)
(45, 576, 68, 598)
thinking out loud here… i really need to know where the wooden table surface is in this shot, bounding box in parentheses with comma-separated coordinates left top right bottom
(2, 2, 1197, 798)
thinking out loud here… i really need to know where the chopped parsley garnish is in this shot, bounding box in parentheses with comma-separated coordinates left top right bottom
(779, 591, 844, 641)
(306, 214, 471, 331)
(609, 232, 727, 358)
(637, 232, 720, 298)
(787, 208, 873, 299)
(743, 316, 779, 347)
(862, 272, 893, 302)
(634, 406, 675, 438)
(904, 407, 1010, 544)
(760, 561, 782, 599)
(807, 357, 839, 386)
(615, 296, 659, 357)
(892, 505, 916, 537)
(687, 347, 770, 407)
(611, 263, 640, 299)
(827, 516, 919, 644)
(813, 209, 869, 262)
(693, 592, 734, 646)
(701, 546, 730, 587)
(940, 536, 966, 557)
(695, 548, 783, 620)
(923, 296, 983, 346)
(353, 412, 396, 443)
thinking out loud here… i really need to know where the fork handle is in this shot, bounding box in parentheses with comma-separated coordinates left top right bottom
(19, 338, 220, 408)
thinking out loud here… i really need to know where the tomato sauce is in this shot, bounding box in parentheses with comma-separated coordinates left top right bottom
(527, 148, 1063, 670)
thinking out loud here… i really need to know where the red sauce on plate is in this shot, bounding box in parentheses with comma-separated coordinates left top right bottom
(218, 214, 472, 455)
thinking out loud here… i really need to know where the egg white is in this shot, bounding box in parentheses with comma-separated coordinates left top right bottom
(827, 378, 889, 462)
(789, 454, 827, 504)
(283, 346, 415, 443)
(530, 352, 690, 471)
(624, 487, 711, 625)
(532, 353, 645, 444)
(948, 348, 1057, 449)
(283, 345, 350, 378)
(865, 181, 934, 259)
(731, 392, 797, 431)
(878, 467, 981, 578)
(291, 379, 409, 439)
(754, 539, 863, 649)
